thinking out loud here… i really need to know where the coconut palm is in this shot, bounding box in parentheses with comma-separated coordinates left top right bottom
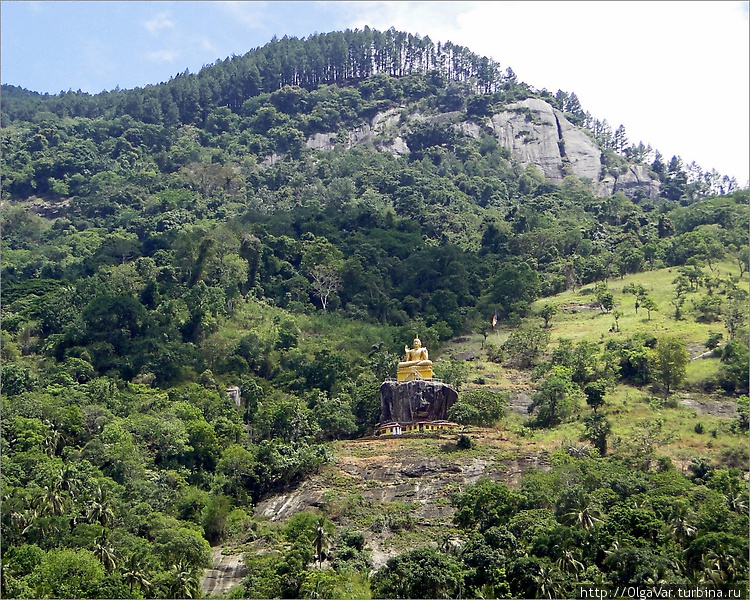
(313, 517, 333, 568)
(86, 487, 115, 528)
(167, 562, 201, 599)
(532, 565, 564, 600)
(53, 466, 82, 499)
(93, 533, 117, 573)
(725, 489, 748, 513)
(43, 421, 65, 456)
(701, 545, 740, 586)
(667, 504, 697, 543)
(562, 490, 603, 531)
(122, 554, 152, 595)
(554, 544, 584, 575)
(36, 485, 68, 517)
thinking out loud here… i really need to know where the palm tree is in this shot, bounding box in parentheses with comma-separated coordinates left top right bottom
(36, 485, 68, 517)
(701, 545, 740, 586)
(10, 509, 31, 533)
(668, 504, 697, 543)
(562, 491, 603, 531)
(725, 489, 748, 513)
(86, 487, 115, 528)
(54, 466, 82, 499)
(122, 554, 151, 595)
(532, 565, 563, 600)
(168, 562, 201, 599)
(554, 544, 584, 575)
(313, 517, 333, 568)
(93, 533, 117, 573)
(43, 422, 64, 456)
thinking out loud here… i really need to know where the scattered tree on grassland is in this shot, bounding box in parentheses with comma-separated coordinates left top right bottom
(583, 380, 607, 413)
(538, 303, 559, 328)
(651, 336, 689, 397)
(528, 366, 585, 428)
(641, 295, 658, 320)
(502, 321, 551, 369)
(583, 412, 612, 455)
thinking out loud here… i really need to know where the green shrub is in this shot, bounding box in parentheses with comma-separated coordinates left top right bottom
(449, 389, 507, 426)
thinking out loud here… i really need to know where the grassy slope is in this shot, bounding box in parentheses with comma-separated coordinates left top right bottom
(441, 258, 747, 470)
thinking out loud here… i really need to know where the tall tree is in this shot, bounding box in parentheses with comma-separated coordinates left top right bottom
(651, 336, 689, 397)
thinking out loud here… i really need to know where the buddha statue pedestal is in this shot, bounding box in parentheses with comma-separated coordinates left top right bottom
(397, 364, 434, 382)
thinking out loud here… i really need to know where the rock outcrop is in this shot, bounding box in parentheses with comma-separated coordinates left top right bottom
(305, 107, 408, 154)
(379, 379, 458, 424)
(596, 164, 661, 198)
(489, 98, 568, 182)
(488, 98, 606, 186)
(201, 548, 248, 597)
(303, 99, 660, 199)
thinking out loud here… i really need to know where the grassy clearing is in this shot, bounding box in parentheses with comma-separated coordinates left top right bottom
(434, 260, 747, 474)
(535, 260, 743, 355)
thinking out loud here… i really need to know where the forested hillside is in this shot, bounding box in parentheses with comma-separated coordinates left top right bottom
(1, 28, 747, 599)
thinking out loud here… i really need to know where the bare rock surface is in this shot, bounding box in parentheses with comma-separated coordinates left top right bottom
(254, 444, 550, 523)
(597, 164, 660, 199)
(379, 380, 458, 423)
(555, 111, 602, 182)
(489, 98, 566, 182)
(678, 396, 738, 418)
(201, 547, 248, 597)
(302, 100, 658, 198)
(305, 108, 405, 153)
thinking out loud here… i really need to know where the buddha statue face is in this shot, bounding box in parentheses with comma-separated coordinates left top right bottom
(413, 338, 421, 348)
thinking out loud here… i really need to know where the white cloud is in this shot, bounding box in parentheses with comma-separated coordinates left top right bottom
(201, 37, 218, 53)
(145, 49, 180, 63)
(218, 1, 271, 30)
(144, 11, 175, 34)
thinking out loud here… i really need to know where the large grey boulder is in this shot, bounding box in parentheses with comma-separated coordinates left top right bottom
(379, 380, 458, 424)
(488, 99, 660, 198)
(489, 98, 567, 182)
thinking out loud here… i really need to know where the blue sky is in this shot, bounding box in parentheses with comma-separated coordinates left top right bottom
(2, 1, 748, 185)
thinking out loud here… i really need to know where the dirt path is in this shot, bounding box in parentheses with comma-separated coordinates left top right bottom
(201, 547, 247, 597)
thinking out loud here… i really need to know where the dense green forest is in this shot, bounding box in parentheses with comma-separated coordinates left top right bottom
(1, 28, 748, 599)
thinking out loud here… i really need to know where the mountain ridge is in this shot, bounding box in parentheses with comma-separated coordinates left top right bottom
(1, 25, 748, 600)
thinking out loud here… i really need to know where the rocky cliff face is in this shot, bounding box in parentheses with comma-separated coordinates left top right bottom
(596, 163, 661, 198)
(305, 99, 660, 199)
(489, 98, 567, 182)
(379, 379, 458, 423)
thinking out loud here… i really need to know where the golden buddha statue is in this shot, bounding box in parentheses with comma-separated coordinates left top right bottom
(397, 337, 434, 381)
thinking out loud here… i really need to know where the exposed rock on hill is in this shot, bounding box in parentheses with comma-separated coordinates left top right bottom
(305, 99, 659, 199)
(306, 107, 408, 154)
(379, 380, 458, 423)
(489, 98, 569, 183)
(254, 442, 550, 522)
(597, 163, 661, 198)
(201, 548, 247, 597)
